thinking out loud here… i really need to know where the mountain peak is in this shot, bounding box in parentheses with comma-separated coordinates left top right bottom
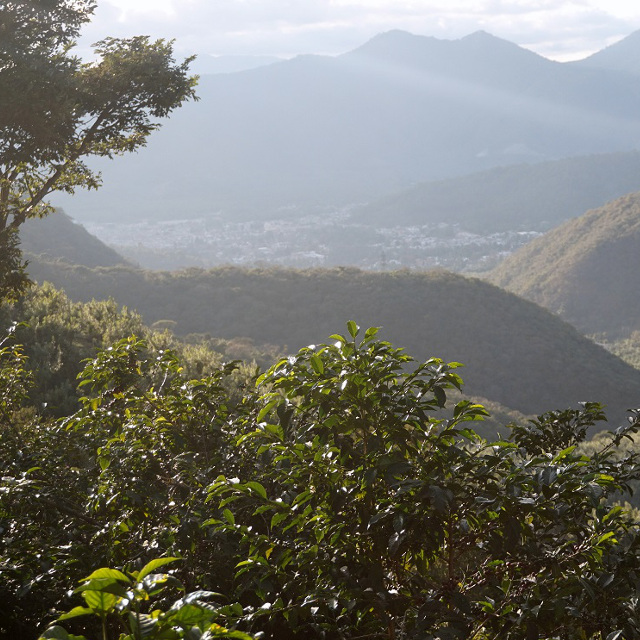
(346, 29, 440, 58)
(345, 28, 547, 70)
(462, 30, 500, 42)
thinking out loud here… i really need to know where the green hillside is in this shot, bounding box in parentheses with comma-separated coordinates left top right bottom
(20, 209, 128, 268)
(27, 259, 640, 424)
(488, 192, 640, 338)
(352, 151, 640, 232)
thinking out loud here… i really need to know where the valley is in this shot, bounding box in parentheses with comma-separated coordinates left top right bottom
(87, 209, 541, 272)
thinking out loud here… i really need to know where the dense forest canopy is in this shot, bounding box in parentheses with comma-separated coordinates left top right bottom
(24, 261, 640, 425)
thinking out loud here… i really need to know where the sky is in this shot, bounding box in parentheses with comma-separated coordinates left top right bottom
(77, 0, 640, 65)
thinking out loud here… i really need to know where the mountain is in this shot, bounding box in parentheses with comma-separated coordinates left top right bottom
(52, 29, 640, 224)
(352, 151, 640, 232)
(25, 260, 640, 425)
(20, 209, 128, 268)
(574, 30, 640, 75)
(488, 192, 640, 338)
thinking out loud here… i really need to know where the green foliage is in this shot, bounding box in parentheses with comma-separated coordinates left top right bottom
(39, 558, 253, 640)
(0, 283, 147, 415)
(0, 0, 197, 299)
(209, 324, 640, 639)
(1, 322, 640, 639)
(0, 333, 240, 638)
(0, 227, 31, 302)
(0, 322, 31, 416)
(0, 283, 250, 417)
(28, 260, 640, 425)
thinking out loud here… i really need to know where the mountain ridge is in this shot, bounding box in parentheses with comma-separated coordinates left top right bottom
(51, 29, 640, 224)
(574, 30, 640, 75)
(352, 150, 640, 232)
(25, 259, 640, 426)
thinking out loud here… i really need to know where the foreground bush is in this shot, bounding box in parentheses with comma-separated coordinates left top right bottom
(1, 323, 639, 639)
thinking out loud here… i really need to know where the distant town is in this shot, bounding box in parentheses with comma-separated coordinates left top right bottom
(86, 208, 541, 273)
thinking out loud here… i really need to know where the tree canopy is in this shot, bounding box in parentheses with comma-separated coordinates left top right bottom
(0, 0, 197, 296)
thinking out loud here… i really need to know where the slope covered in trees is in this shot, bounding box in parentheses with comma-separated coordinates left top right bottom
(20, 209, 129, 269)
(26, 261, 640, 424)
(352, 151, 640, 232)
(488, 192, 640, 338)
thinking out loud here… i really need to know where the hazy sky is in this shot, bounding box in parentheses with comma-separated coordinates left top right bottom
(77, 0, 640, 63)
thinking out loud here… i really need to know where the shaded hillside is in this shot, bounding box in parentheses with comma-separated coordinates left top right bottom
(353, 151, 640, 232)
(26, 260, 640, 425)
(21, 209, 128, 268)
(52, 29, 640, 224)
(488, 192, 640, 338)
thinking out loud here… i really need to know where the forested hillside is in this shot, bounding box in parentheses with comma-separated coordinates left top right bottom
(20, 209, 129, 268)
(353, 150, 640, 232)
(488, 192, 640, 338)
(27, 260, 640, 423)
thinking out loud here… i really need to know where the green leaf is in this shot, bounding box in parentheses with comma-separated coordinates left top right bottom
(245, 481, 267, 499)
(552, 445, 576, 463)
(76, 578, 129, 599)
(84, 567, 129, 583)
(137, 557, 180, 581)
(39, 626, 87, 640)
(597, 532, 616, 545)
(82, 589, 119, 613)
(347, 321, 359, 338)
(127, 612, 157, 637)
(56, 606, 94, 621)
(310, 354, 324, 374)
(223, 508, 235, 525)
(271, 511, 289, 528)
(165, 602, 212, 626)
(257, 398, 279, 424)
(363, 326, 379, 341)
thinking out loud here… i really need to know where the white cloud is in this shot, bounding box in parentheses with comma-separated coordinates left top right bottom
(76, 0, 640, 61)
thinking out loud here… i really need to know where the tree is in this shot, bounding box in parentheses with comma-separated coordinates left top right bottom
(0, 0, 198, 294)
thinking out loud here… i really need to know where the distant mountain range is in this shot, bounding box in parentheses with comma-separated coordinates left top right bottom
(52, 29, 640, 224)
(573, 30, 640, 75)
(488, 192, 640, 338)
